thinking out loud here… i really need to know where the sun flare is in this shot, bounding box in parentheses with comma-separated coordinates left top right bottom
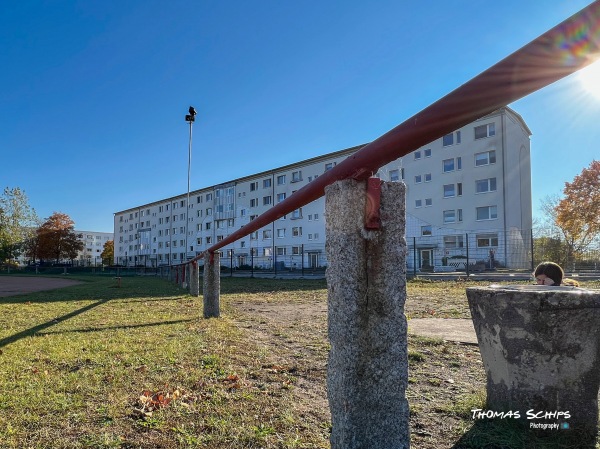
(579, 60, 600, 99)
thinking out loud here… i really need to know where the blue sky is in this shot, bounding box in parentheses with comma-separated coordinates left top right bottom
(1, 1, 599, 233)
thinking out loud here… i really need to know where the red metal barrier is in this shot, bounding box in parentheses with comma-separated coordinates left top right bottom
(190, 1, 600, 264)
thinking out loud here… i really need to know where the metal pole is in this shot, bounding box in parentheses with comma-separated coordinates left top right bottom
(185, 106, 197, 263)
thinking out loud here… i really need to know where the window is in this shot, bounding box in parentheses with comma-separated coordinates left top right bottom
(262, 230, 272, 240)
(415, 199, 422, 208)
(476, 177, 497, 193)
(206, 236, 212, 245)
(314, 213, 319, 220)
(263, 248, 272, 257)
(197, 196, 202, 204)
(443, 210, 456, 223)
(442, 133, 454, 146)
(425, 198, 432, 207)
(477, 233, 499, 248)
(443, 157, 462, 173)
(424, 148, 432, 157)
(475, 150, 496, 166)
(250, 214, 258, 221)
(277, 192, 286, 202)
(277, 175, 286, 185)
(456, 130, 461, 144)
(240, 241, 246, 248)
(292, 246, 301, 255)
(325, 162, 336, 171)
(291, 208, 302, 219)
(227, 218, 235, 227)
(216, 220, 225, 229)
(217, 235, 224, 242)
(474, 123, 496, 139)
(444, 235, 464, 249)
(250, 182, 258, 191)
(424, 173, 432, 182)
(277, 228, 286, 238)
(250, 231, 258, 240)
(421, 225, 432, 236)
(263, 196, 272, 206)
(250, 198, 258, 207)
(414, 150, 422, 160)
(389, 169, 400, 181)
(415, 175, 422, 183)
(292, 227, 302, 237)
(292, 171, 302, 182)
(277, 247, 287, 256)
(263, 178, 272, 188)
(476, 205, 498, 221)
(443, 184, 455, 198)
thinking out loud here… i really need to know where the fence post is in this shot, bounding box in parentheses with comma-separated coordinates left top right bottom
(530, 228, 535, 272)
(326, 178, 409, 448)
(413, 237, 417, 277)
(230, 251, 234, 277)
(190, 261, 200, 297)
(203, 252, 220, 318)
(301, 244, 305, 277)
(466, 233, 470, 277)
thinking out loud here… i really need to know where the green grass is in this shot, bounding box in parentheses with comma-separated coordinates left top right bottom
(3, 275, 600, 448)
(0, 276, 329, 448)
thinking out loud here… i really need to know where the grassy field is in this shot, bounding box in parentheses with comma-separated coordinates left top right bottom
(1, 275, 599, 448)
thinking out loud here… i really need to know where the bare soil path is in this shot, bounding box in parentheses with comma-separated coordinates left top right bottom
(0, 276, 82, 297)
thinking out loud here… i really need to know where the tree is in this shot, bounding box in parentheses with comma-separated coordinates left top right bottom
(101, 240, 114, 265)
(555, 160, 600, 263)
(36, 212, 83, 264)
(0, 187, 38, 263)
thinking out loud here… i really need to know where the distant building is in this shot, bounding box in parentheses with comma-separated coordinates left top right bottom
(75, 231, 114, 266)
(113, 107, 532, 271)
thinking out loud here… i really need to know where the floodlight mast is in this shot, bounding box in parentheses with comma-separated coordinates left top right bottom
(194, 0, 600, 262)
(185, 106, 197, 261)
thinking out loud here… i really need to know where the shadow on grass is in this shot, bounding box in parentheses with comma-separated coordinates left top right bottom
(36, 318, 196, 336)
(0, 298, 111, 349)
(451, 420, 598, 449)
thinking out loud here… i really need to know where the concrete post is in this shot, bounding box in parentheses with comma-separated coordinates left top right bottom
(467, 285, 600, 439)
(189, 261, 200, 297)
(325, 178, 409, 449)
(203, 252, 220, 318)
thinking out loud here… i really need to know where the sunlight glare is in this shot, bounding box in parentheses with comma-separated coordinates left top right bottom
(579, 59, 600, 99)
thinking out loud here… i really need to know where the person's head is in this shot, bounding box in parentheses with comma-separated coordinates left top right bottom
(533, 262, 564, 286)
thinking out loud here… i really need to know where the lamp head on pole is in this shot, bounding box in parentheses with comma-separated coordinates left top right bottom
(185, 105, 197, 123)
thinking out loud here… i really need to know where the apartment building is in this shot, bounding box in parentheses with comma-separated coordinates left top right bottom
(76, 231, 114, 266)
(114, 107, 532, 271)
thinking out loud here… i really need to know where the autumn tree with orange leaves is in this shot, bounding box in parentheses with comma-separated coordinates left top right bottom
(554, 160, 600, 263)
(36, 212, 83, 264)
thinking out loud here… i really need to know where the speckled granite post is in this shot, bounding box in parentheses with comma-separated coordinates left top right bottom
(467, 285, 600, 436)
(203, 252, 220, 318)
(190, 261, 200, 297)
(326, 178, 409, 449)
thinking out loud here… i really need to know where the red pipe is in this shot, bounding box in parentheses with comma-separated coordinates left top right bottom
(193, 1, 600, 263)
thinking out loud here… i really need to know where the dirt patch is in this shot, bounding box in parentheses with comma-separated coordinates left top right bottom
(0, 276, 82, 297)
(229, 296, 487, 449)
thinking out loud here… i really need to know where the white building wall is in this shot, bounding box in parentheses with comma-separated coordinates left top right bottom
(114, 107, 532, 270)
